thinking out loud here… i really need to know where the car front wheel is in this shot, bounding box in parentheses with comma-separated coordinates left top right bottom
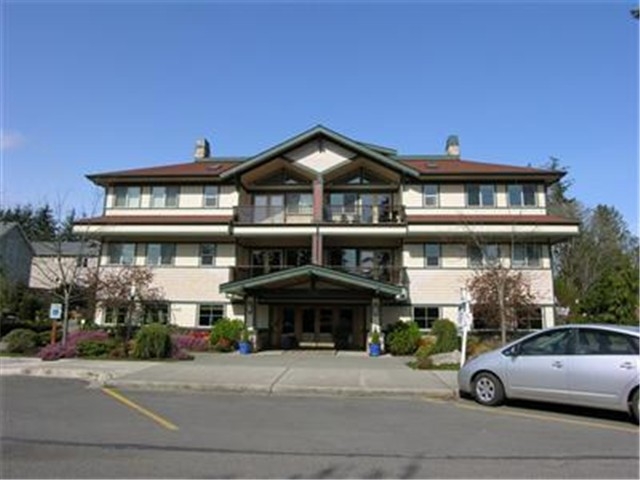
(472, 372, 505, 407)
(630, 389, 639, 424)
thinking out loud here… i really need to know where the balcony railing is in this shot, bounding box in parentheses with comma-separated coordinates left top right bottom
(229, 264, 406, 285)
(232, 205, 406, 225)
(234, 206, 314, 224)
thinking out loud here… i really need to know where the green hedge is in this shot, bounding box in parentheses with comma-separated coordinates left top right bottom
(385, 321, 421, 356)
(431, 319, 459, 354)
(132, 324, 172, 359)
(4, 328, 40, 354)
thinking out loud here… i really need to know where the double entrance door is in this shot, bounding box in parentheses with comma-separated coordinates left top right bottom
(273, 306, 365, 350)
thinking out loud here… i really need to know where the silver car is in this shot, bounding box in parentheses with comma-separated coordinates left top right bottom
(458, 324, 639, 422)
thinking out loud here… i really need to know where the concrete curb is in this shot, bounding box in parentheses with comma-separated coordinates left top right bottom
(103, 379, 458, 400)
(0, 367, 114, 387)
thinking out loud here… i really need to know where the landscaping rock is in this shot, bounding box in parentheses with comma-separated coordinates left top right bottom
(430, 350, 461, 366)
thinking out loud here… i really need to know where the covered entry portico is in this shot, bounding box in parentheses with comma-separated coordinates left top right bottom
(220, 265, 405, 351)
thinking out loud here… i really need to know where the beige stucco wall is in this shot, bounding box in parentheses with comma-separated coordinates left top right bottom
(402, 183, 547, 215)
(104, 185, 236, 216)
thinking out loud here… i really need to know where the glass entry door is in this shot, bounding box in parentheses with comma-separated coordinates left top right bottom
(300, 308, 333, 347)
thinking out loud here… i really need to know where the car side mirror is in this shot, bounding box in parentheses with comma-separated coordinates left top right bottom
(505, 344, 521, 357)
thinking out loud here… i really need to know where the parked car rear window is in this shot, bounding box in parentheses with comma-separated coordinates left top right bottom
(577, 329, 639, 355)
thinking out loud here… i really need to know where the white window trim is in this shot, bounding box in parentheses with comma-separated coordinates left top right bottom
(422, 184, 439, 207)
(203, 185, 220, 208)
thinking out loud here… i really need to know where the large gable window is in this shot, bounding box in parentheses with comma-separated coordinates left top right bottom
(113, 186, 141, 208)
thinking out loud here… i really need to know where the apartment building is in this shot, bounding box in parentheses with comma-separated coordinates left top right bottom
(75, 125, 579, 350)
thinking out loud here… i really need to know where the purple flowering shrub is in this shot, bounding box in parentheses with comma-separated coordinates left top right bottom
(38, 328, 197, 361)
(38, 330, 109, 361)
(171, 333, 209, 352)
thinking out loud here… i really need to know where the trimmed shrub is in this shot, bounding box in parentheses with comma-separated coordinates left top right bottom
(209, 318, 244, 350)
(385, 321, 421, 356)
(431, 319, 459, 354)
(76, 338, 116, 358)
(133, 324, 172, 359)
(4, 328, 40, 354)
(1, 320, 53, 338)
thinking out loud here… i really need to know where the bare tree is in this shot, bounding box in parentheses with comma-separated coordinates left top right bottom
(94, 266, 165, 352)
(467, 265, 536, 345)
(29, 194, 102, 345)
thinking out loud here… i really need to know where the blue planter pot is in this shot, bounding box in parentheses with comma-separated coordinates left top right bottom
(369, 343, 381, 357)
(239, 341, 252, 355)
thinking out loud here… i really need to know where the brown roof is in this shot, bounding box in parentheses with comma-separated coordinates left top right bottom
(400, 158, 561, 178)
(75, 215, 232, 225)
(406, 214, 579, 225)
(87, 161, 241, 185)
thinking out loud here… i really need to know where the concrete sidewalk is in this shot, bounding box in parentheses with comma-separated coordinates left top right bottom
(0, 351, 459, 399)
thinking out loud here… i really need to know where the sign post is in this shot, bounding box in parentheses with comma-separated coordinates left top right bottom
(457, 288, 473, 366)
(49, 303, 62, 345)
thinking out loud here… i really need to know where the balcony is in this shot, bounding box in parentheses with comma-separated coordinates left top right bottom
(233, 205, 406, 225)
(229, 264, 407, 285)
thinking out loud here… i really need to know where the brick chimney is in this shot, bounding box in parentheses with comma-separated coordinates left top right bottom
(194, 138, 210, 161)
(445, 135, 460, 156)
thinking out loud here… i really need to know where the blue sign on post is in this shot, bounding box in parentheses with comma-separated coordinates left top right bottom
(49, 303, 62, 320)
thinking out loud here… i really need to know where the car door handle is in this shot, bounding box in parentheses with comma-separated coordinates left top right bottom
(619, 362, 635, 370)
(551, 361, 563, 368)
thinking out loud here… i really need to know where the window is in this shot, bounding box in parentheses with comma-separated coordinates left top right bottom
(143, 303, 170, 324)
(512, 244, 542, 267)
(285, 193, 313, 214)
(198, 304, 224, 327)
(113, 186, 141, 208)
(107, 243, 136, 265)
(414, 307, 440, 330)
(151, 186, 180, 208)
(104, 306, 127, 324)
(200, 243, 216, 266)
(516, 307, 543, 330)
(508, 184, 537, 207)
(76, 257, 89, 268)
(467, 184, 495, 207)
(423, 184, 439, 207)
(425, 243, 441, 267)
(576, 329, 639, 355)
(204, 186, 219, 208)
(146, 243, 175, 266)
(518, 328, 573, 356)
(469, 244, 500, 267)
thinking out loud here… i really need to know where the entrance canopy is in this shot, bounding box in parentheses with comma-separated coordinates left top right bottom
(220, 264, 404, 299)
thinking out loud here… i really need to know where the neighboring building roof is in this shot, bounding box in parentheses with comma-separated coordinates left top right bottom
(31, 241, 101, 257)
(74, 215, 233, 225)
(0, 222, 35, 254)
(0, 222, 17, 237)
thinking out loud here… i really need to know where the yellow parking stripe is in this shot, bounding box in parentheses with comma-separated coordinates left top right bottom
(101, 388, 179, 431)
(455, 401, 638, 434)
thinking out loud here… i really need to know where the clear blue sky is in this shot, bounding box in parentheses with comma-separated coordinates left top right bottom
(2, 0, 638, 231)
